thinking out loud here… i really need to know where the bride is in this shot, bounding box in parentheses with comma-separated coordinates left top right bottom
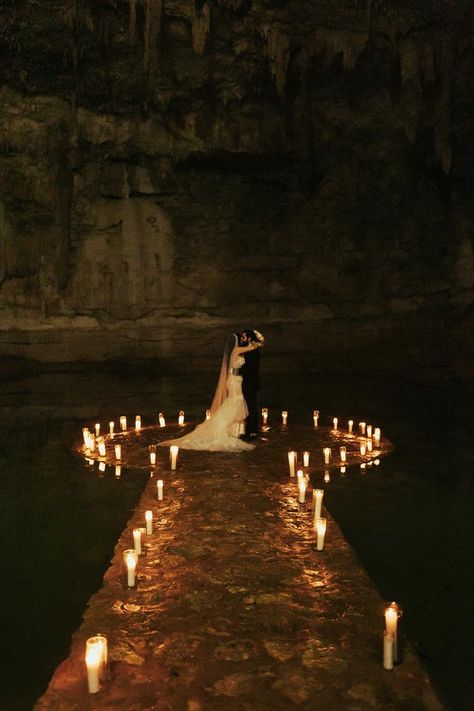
(160, 333, 259, 452)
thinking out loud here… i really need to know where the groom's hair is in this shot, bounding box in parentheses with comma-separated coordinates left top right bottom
(242, 329, 256, 341)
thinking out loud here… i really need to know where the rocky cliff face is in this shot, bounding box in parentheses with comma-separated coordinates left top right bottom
(0, 0, 472, 365)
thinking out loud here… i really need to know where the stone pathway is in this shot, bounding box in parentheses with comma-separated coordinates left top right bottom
(35, 425, 442, 710)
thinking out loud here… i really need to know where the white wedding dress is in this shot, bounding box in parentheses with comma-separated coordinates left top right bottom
(160, 355, 255, 452)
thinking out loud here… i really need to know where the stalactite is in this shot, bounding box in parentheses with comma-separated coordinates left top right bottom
(312, 29, 367, 70)
(262, 25, 290, 99)
(192, 2, 211, 56)
(144, 0, 162, 73)
(129, 0, 137, 43)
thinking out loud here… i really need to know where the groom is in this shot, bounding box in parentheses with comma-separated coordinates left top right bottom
(238, 329, 263, 440)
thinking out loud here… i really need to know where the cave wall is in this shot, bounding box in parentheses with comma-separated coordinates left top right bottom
(0, 0, 472, 365)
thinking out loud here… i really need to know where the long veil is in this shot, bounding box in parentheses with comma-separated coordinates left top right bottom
(209, 333, 238, 414)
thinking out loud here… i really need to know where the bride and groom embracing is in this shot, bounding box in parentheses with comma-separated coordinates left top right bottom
(162, 329, 264, 452)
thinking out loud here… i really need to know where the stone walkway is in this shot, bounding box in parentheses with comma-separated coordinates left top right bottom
(35, 424, 442, 710)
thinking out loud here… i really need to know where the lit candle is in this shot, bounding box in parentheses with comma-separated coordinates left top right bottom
(303, 451, 310, 468)
(324, 471, 330, 483)
(332, 417, 338, 430)
(205, 410, 211, 420)
(120, 415, 127, 431)
(360, 442, 366, 456)
(298, 479, 306, 503)
(145, 510, 153, 535)
(170, 444, 179, 470)
(124, 549, 138, 587)
(360, 462, 366, 470)
(159, 413, 166, 428)
(383, 631, 394, 670)
(82, 427, 90, 446)
(109, 421, 114, 436)
(115, 465, 121, 478)
(85, 646, 101, 694)
(385, 602, 400, 662)
(88, 434, 96, 452)
(296, 469, 304, 483)
(366, 424, 373, 438)
(374, 458, 380, 466)
(367, 439, 373, 453)
(281, 410, 288, 426)
(261, 408, 268, 425)
(359, 421, 366, 435)
(114, 444, 121, 460)
(340, 446, 347, 463)
(340, 466, 346, 474)
(98, 439, 106, 457)
(288, 451, 296, 477)
(348, 419, 354, 434)
(157, 479, 164, 500)
(316, 517, 326, 551)
(178, 410, 185, 426)
(85, 635, 108, 686)
(133, 528, 142, 554)
(98, 461, 106, 473)
(374, 427, 381, 446)
(95, 423, 100, 437)
(135, 415, 141, 431)
(149, 451, 156, 465)
(323, 447, 331, 464)
(313, 410, 319, 427)
(313, 488, 324, 521)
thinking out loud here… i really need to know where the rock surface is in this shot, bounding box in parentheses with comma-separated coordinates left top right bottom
(35, 422, 443, 710)
(0, 1, 472, 364)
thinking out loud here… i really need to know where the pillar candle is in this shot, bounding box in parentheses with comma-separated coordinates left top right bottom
(120, 415, 127, 431)
(88, 434, 95, 452)
(85, 636, 107, 685)
(374, 458, 380, 466)
(157, 479, 164, 500)
(316, 517, 326, 550)
(313, 410, 319, 427)
(323, 447, 331, 464)
(374, 427, 381, 446)
(205, 410, 211, 420)
(359, 421, 366, 435)
(170, 445, 179, 470)
(360, 462, 367, 470)
(340, 466, 346, 474)
(333, 417, 338, 430)
(296, 469, 304, 482)
(85, 646, 101, 694)
(133, 528, 142, 554)
(298, 479, 306, 503)
(360, 442, 366, 456)
(124, 549, 138, 587)
(95, 423, 100, 437)
(281, 410, 288, 426)
(135, 415, 141, 431)
(340, 446, 347, 463)
(145, 510, 153, 535)
(324, 470, 330, 483)
(178, 410, 185, 426)
(149, 451, 156, 465)
(383, 631, 394, 670)
(348, 419, 354, 434)
(114, 444, 121, 460)
(303, 451, 310, 467)
(159, 413, 166, 428)
(115, 465, 121, 478)
(109, 421, 114, 436)
(288, 451, 296, 477)
(385, 603, 400, 662)
(82, 427, 90, 446)
(366, 424, 373, 438)
(367, 439, 373, 453)
(261, 408, 268, 425)
(98, 439, 106, 457)
(98, 461, 106, 473)
(313, 489, 324, 521)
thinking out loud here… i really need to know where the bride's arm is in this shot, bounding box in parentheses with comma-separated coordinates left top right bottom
(234, 343, 258, 355)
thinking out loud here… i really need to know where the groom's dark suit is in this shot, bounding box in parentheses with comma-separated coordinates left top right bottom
(240, 346, 260, 436)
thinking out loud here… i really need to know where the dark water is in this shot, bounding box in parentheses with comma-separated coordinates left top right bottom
(0, 364, 472, 710)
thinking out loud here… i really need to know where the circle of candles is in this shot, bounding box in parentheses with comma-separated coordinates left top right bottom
(114, 444, 122, 460)
(332, 417, 338, 430)
(385, 602, 400, 662)
(323, 447, 331, 464)
(303, 451, 310, 468)
(98, 439, 106, 457)
(261, 407, 268, 425)
(313, 410, 319, 427)
(157, 479, 164, 500)
(159, 413, 166, 427)
(115, 465, 121, 478)
(297, 479, 306, 503)
(339, 446, 347, 463)
(109, 421, 114, 436)
(383, 631, 395, 670)
(374, 427, 381, 446)
(316, 517, 327, 550)
(205, 410, 211, 420)
(124, 549, 138, 587)
(360, 442, 367, 456)
(95, 423, 100, 437)
(288, 451, 296, 477)
(366, 424, 373, 438)
(170, 444, 179, 470)
(313, 488, 324, 521)
(145, 510, 153, 535)
(120, 415, 127, 431)
(133, 528, 142, 554)
(367, 439, 373, 453)
(348, 419, 354, 434)
(359, 421, 366, 435)
(85, 645, 101, 694)
(135, 415, 141, 431)
(178, 410, 185, 426)
(281, 410, 288, 426)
